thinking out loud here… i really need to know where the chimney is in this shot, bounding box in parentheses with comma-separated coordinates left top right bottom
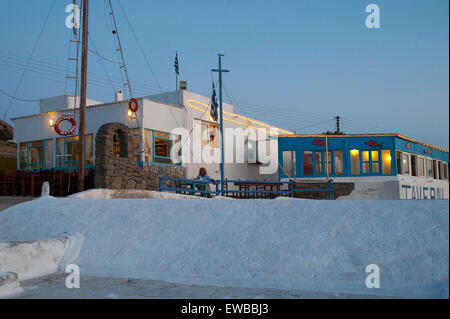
(115, 89, 123, 102)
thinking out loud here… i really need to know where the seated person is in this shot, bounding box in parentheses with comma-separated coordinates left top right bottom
(195, 167, 216, 185)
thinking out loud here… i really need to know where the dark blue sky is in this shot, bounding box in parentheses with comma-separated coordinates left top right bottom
(0, 0, 448, 148)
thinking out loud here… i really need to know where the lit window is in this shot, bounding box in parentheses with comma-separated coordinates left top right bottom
(314, 152, 323, 175)
(350, 149, 360, 175)
(139, 130, 182, 165)
(362, 151, 370, 174)
(325, 151, 332, 175)
(372, 150, 380, 174)
(283, 151, 296, 177)
(382, 150, 392, 175)
(144, 129, 153, 162)
(200, 121, 219, 148)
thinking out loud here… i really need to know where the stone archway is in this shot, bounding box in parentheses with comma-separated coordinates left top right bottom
(94, 122, 186, 190)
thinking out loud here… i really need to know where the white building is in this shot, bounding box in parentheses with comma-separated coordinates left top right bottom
(11, 89, 292, 182)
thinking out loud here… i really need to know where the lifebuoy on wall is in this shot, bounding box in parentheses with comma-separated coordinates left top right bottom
(54, 116, 76, 136)
(128, 98, 139, 113)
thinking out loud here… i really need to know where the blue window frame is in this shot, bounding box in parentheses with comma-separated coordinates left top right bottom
(27, 142, 45, 170)
(137, 129, 182, 167)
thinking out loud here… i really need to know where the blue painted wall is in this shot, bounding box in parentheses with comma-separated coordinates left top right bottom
(278, 135, 448, 179)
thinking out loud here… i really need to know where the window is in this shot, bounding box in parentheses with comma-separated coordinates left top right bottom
(372, 150, 380, 174)
(314, 152, 323, 175)
(303, 151, 312, 176)
(56, 135, 93, 168)
(200, 121, 219, 148)
(85, 135, 93, 165)
(350, 149, 360, 175)
(46, 139, 54, 168)
(19, 143, 27, 169)
(63, 136, 79, 167)
(144, 129, 153, 162)
(283, 151, 296, 177)
(442, 162, 448, 180)
(439, 162, 445, 180)
(396, 151, 402, 175)
(381, 150, 392, 175)
(248, 140, 257, 164)
(302, 151, 324, 176)
(333, 150, 344, 175)
(325, 151, 332, 175)
(140, 129, 182, 165)
(28, 141, 44, 170)
(154, 131, 172, 164)
(433, 160, 439, 179)
(411, 155, 417, 176)
(171, 135, 182, 165)
(426, 159, 434, 178)
(362, 151, 370, 174)
(417, 157, 425, 177)
(403, 153, 410, 175)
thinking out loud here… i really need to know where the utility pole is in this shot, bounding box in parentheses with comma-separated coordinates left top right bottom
(78, 0, 88, 192)
(335, 116, 341, 134)
(212, 54, 229, 194)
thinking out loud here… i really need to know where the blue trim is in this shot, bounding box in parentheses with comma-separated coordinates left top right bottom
(279, 135, 398, 179)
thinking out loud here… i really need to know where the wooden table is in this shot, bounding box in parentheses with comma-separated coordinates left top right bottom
(233, 181, 284, 199)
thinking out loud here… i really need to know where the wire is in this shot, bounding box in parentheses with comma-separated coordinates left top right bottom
(116, 0, 182, 128)
(0, 88, 41, 102)
(88, 48, 122, 65)
(88, 33, 117, 93)
(294, 119, 335, 132)
(2, 0, 57, 121)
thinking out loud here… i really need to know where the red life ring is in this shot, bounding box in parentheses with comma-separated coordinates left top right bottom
(54, 116, 76, 136)
(129, 98, 139, 113)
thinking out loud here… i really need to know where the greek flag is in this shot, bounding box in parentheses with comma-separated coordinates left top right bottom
(210, 83, 218, 121)
(174, 52, 179, 75)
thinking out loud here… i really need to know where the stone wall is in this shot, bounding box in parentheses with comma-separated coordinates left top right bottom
(293, 181, 355, 200)
(94, 122, 186, 190)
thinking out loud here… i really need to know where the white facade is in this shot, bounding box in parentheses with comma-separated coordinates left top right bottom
(11, 90, 292, 182)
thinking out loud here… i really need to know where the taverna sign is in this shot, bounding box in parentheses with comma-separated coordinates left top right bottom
(400, 183, 447, 200)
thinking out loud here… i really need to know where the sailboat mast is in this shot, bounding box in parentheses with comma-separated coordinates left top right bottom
(78, 0, 89, 191)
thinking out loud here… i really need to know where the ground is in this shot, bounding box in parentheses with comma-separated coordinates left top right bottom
(14, 273, 388, 299)
(0, 197, 35, 212)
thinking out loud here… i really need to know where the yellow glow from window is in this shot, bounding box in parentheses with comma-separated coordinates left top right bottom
(185, 99, 293, 135)
(387, 156, 392, 161)
(127, 110, 136, 119)
(350, 149, 359, 155)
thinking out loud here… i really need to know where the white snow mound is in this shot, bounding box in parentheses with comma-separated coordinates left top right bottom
(0, 197, 448, 298)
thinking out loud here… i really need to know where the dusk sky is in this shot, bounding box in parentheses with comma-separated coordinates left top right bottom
(0, 0, 448, 148)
